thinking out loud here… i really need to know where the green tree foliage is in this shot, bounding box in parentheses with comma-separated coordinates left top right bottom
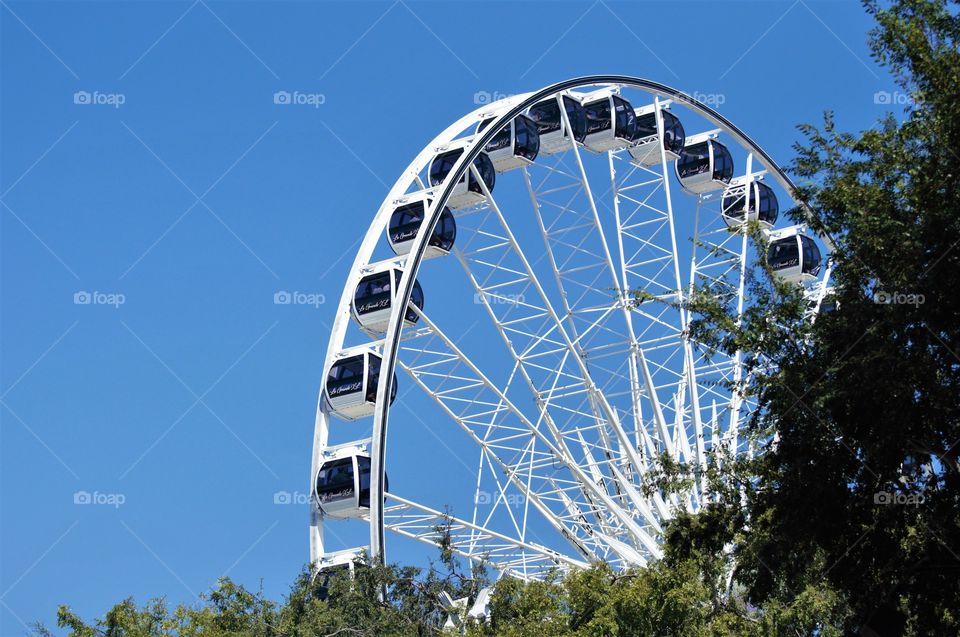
(45, 559, 843, 637)
(51, 580, 279, 637)
(46, 543, 489, 637)
(665, 1, 960, 634)
(467, 561, 748, 637)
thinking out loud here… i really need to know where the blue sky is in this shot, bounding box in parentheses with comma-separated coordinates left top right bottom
(1, 0, 901, 633)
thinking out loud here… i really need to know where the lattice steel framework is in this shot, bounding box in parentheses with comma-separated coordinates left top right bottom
(310, 76, 834, 578)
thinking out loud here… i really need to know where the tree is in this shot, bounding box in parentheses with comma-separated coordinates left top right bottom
(46, 537, 490, 637)
(665, 1, 960, 634)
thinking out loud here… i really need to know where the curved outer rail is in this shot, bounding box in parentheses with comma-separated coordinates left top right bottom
(312, 74, 827, 567)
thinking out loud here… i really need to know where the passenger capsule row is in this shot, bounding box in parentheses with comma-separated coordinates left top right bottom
(323, 91, 825, 426)
(316, 366, 392, 518)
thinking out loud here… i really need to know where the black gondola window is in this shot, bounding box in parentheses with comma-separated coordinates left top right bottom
(389, 202, 425, 246)
(662, 112, 685, 153)
(389, 203, 456, 252)
(364, 355, 398, 405)
(755, 183, 779, 224)
(634, 111, 684, 154)
(678, 142, 711, 178)
(722, 191, 747, 221)
(768, 239, 800, 270)
(355, 456, 388, 509)
(408, 281, 424, 322)
(429, 152, 463, 188)
(612, 96, 637, 140)
(315, 564, 350, 602)
(712, 143, 735, 182)
(327, 356, 365, 399)
(392, 273, 424, 323)
(635, 112, 658, 139)
(357, 456, 372, 508)
(528, 99, 562, 135)
(316, 458, 355, 504)
(801, 237, 822, 275)
(433, 209, 457, 251)
(564, 96, 587, 142)
(584, 99, 611, 136)
(514, 116, 540, 160)
(477, 118, 512, 153)
(366, 355, 381, 403)
(354, 272, 393, 316)
(470, 153, 496, 194)
(430, 149, 495, 195)
(528, 96, 586, 142)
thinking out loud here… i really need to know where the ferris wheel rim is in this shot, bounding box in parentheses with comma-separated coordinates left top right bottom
(313, 74, 830, 572)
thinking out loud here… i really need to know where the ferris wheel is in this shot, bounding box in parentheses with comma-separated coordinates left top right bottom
(309, 76, 834, 583)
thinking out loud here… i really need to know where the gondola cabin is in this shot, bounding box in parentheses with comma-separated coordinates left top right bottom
(313, 548, 366, 602)
(314, 446, 387, 518)
(440, 587, 493, 629)
(313, 549, 362, 601)
(580, 91, 638, 153)
(428, 143, 496, 210)
(351, 265, 424, 333)
(675, 134, 735, 194)
(314, 562, 350, 601)
(387, 195, 456, 259)
(820, 289, 839, 314)
(325, 348, 397, 420)
(767, 229, 822, 283)
(628, 104, 685, 166)
(525, 93, 587, 155)
(805, 287, 838, 315)
(475, 114, 540, 172)
(721, 179, 779, 227)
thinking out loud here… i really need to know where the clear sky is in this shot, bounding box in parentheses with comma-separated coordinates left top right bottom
(1, 1, 899, 633)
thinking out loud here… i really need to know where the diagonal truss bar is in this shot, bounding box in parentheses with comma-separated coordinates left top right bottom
(453, 169, 664, 550)
(398, 307, 662, 562)
(383, 492, 589, 580)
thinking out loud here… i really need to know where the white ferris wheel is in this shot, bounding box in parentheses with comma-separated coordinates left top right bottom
(309, 76, 834, 584)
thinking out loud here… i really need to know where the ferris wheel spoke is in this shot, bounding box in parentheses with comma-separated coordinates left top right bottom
(608, 144, 694, 495)
(687, 194, 755, 462)
(524, 202, 630, 393)
(454, 167, 660, 541)
(383, 491, 590, 579)
(473, 446, 531, 539)
(521, 146, 633, 408)
(503, 164, 648, 511)
(520, 129, 696, 519)
(396, 306, 662, 562)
